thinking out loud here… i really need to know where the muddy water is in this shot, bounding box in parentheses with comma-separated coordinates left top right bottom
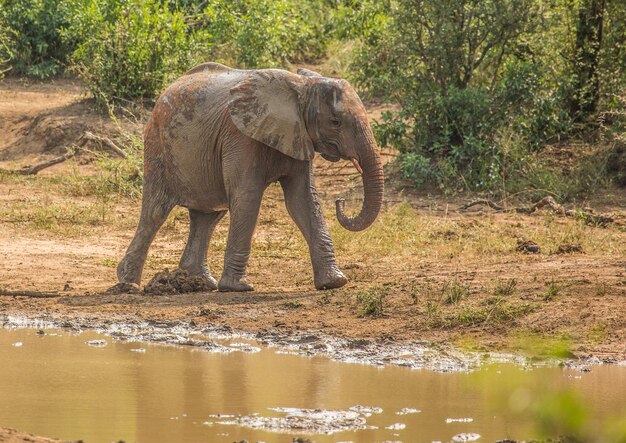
(1, 328, 625, 443)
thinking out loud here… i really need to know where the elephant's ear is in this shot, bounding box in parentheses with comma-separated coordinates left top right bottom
(297, 67, 323, 78)
(228, 70, 314, 161)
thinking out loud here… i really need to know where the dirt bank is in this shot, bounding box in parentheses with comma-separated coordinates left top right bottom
(1, 77, 625, 362)
(0, 427, 66, 443)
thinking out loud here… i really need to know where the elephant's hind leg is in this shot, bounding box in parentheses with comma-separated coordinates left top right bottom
(117, 191, 175, 285)
(218, 188, 264, 292)
(179, 209, 226, 289)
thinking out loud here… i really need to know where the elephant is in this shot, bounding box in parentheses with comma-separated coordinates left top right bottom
(116, 62, 384, 292)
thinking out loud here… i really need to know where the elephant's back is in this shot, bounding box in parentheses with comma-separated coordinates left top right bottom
(145, 70, 245, 210)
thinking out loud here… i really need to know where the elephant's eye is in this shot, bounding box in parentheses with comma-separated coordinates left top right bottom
(330, 117, 342, 128)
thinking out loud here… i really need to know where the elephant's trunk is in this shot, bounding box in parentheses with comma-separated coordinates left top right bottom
(335, 125, 384, 231)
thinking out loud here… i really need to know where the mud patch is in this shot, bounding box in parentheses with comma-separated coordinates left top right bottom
(143, 269, 215, 295)
(215, 407, 374, 435)
(555, 243, 584, 254)
(103, 282, 141, 295)
(0, 314, 528, 372)
(2, 314, 621, 374)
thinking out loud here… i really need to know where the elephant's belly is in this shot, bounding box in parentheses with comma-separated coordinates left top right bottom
(170, 149, 228, 213)
(177, 183, 228, 213)
(165, 134, 228, 213)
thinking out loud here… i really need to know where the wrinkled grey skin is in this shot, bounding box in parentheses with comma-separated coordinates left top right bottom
(116, 63, 384, 292)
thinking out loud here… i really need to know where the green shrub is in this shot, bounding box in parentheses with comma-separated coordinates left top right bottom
(200, 0, 329, 68)
(351, 0, 539, 192)
(0, 17, 15, 78)
(66, 0, 193, 106)
(0, 0, 82, 78)
(348, 0, 623, 196)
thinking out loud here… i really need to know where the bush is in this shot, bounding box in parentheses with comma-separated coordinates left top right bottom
(66, 0, 193, 106)
(348, 0, 623, 196)
(0, 17, 15, 78)
(349, 0, 540, 192)
(63, 0, 332, 105)
(200, 0, 330, 68)
(0, 0, 81, 78)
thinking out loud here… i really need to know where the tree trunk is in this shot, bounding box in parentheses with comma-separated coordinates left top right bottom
(570, 0, 606, 122)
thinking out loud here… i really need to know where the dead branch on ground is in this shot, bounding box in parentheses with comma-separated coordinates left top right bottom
(0, 148, 76, 175)
(81, 131, 127, 158)
(0, 130, 130, 176)
(0, 289, 61, 298)
(461, 196, 614, 227)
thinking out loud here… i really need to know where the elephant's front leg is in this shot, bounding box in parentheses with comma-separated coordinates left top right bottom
(280, 165, 348, 290)
(218, 189, 264, 292)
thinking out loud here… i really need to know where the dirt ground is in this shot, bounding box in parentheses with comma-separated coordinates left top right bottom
(0, 427, 66, 443)
(1, 76, 626, 369)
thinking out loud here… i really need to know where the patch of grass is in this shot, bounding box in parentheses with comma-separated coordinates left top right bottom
(426, 290, 537, 329)
(594, 278, 609, 297)
(484, 301, 537, 325)
(408, 282, 421, 304)
(318, 291, 334, 305)
(492, 278, 517, 297)
(441, 278, 470, 305)
(543, 279, 562, 301)
(160, 207, 190, 234)
(0, 199, 104, 234)
(283, 300, 303, 309)
(329, 199, 621, 267)
(588, 323, 607, 344)
(424, 299, 441, 322)
(97, 258, 119, 267)
(510, 333, 575, 360)
(356, 286, 387, 317)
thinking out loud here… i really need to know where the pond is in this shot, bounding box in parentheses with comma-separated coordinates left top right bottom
(1, 323, 625, 442)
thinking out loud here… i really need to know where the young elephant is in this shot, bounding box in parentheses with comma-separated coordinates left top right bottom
(116, 63, 384, 292)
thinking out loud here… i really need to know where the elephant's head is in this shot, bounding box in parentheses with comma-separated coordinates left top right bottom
(229, 68, 384, 232)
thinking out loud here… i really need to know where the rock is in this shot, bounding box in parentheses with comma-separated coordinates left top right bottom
(516, 239, 540, 254)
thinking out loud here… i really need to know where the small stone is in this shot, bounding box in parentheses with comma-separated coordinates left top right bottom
(516, 239, 540, 254)
(452, 433, 481, 442)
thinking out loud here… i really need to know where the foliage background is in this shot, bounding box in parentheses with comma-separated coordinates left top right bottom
(0, 0, 624, 197)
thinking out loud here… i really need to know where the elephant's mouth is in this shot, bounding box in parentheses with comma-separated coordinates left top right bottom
(320, 153, 340, 162)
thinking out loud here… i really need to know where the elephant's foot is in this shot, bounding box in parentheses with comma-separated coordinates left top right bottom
(116, 257, 141, 286)
(218, 275, 255, 292)
(314, 268, 348, 290)
(202, 274, 219, 291)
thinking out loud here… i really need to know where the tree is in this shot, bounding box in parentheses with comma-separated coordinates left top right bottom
(570, 0, 607, 122)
